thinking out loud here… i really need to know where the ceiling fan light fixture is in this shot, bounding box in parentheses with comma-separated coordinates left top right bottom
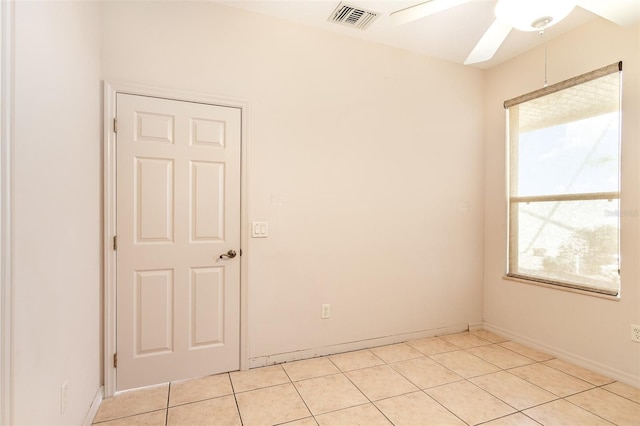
(495, 0, 577, 31)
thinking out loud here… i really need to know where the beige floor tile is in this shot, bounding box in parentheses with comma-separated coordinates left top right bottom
(441, 332, 492, 349)
(370, 343, 424, 363)
(168, 373, 233, 407)
(470, 370, 557, 410)
(567, 388, 640, 426)
(235, 383, 310, 426)
(94, 384, 169, 423)
(315, 403, 392, 426)
(498, 341, 554, 362)
(510, 363, 594, 397)
(426, 380, 516, 425)
(95, 340, 635, 426)
(524, 399, 614, 425)
(93, 410, 166, 426)
(375, 391, 466, 426)
(280, 417, 318, 425)
(390, 356, 463, 389)
(407, 337, 459, 356)
(167, 395, 240, 426)
(282, 357, 340, 381)
(346, 364, 418, 401)
(294, 373, 368, 415)
(469, 330, 509, 343)
(543, 358, 615, 386)
(467, 344, 535, 369)
(480, 412, 540, 426)
(229, 364, 290, 393)
(329, 349, 385, 372)
(430, 350, 501, 378)
(603, 381, 640, 404)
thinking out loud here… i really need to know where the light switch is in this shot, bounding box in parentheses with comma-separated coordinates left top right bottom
(252, 221, 268, 238)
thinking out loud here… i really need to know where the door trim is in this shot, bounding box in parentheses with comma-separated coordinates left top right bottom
(0, 1, 14, 423)
(103, 81, 250, 397)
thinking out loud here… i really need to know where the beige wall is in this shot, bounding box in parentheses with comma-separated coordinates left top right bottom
(13, 1, 102, 424)
(484, 20, 640, 385)
(102, 1, 486, 362)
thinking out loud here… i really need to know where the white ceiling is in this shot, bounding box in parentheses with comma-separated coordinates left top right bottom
(220, 0, 639, 69)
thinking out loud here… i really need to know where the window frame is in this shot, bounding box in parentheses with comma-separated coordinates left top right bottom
(504, 62, 622, 297)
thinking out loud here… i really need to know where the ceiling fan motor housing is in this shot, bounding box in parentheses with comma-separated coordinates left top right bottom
(495, 0, 577, 31)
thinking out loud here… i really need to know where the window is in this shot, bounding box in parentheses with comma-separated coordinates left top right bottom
(506, 62, 622, 296)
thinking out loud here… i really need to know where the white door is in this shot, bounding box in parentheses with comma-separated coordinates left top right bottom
(116, 93, 241, 391)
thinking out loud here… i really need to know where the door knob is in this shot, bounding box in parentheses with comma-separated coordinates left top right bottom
(219, 249, 237, 259)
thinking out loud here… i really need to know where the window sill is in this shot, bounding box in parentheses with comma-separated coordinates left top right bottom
(502, 275, 621, 301)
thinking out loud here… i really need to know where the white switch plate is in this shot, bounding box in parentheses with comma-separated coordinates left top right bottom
(321, 304, 330, 319)
(251, 221, 268, 238)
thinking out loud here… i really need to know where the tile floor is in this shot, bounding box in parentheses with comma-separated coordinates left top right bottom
(93, 330, 640, 425)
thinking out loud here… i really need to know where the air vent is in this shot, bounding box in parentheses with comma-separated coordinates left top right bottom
(328, 2, 379, 30)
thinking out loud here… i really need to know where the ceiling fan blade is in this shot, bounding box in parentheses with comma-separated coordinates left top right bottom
(577, 0, 640, 26)
(390, 0, 474, 26)
(464, 19, 512, 65)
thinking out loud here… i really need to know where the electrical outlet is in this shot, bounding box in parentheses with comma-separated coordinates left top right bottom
(321, 304, 331, 319)
(632, 325, 640, 343)
(61, 381, 69, 413)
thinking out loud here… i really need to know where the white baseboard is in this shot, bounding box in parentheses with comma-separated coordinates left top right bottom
(483, 322, 640, 388)
(468, 322, 484, 331)
(249, 324, 469, 368)
(82, 386, 103, 426)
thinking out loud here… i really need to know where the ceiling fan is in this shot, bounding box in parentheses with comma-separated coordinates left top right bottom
(390, 0, 638, 65)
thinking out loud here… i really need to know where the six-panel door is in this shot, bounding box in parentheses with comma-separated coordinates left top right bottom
(116, 93, 241, 390)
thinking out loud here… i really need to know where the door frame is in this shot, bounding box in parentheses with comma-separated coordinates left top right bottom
(103, 81, 250, 397)
(0, 0, 14, 423)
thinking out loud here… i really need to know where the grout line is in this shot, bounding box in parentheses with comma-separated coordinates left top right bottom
(465, 373, 565, 420)
(420, 350, 554, 425)
(522, 411, 545, 426)
(312, 402, 373, 421)
(472, 366, 628, 425)
(561, 392, 619, 424)
(420, 387, 470, 426)
(325, 354, 341, 372)
(333, 355, 425, 425)
(164, 382, 170, 426)
(516, 395, 562, 412)
(228, 373, 245, 426)
(231, 365, 293, 395)
(541, 359, 616, 387)
(163, 393, 236, 410)
(281, 363, 314, 420)
(371, 402, 396, 425)
(287, 360, 394, 420)
(92, 409, 167, 425)
(475, 411, 544, 426)
(496, 348, 540, 363)
(599, 384, 640, 405)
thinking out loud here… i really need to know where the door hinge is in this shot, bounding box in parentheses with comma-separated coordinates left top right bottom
(113, 353, 117, 368)
(113, 235, 118, 251)
(113, 118, 118, 133)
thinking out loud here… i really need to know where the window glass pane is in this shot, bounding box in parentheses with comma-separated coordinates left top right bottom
(510, 198, 620, 294)
(517, 112, 620, 197)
